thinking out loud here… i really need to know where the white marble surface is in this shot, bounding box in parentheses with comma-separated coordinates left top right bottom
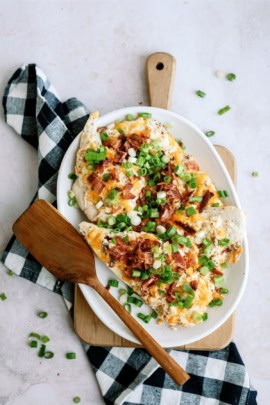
(0, 0, 269, 403)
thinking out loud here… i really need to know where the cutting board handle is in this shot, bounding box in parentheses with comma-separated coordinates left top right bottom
(146, 52, 176, 109)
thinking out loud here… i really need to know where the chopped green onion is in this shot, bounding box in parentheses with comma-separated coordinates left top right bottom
(109, 279, 119, 288)
(167, 225, 177, 237)
(85, 147, 107, 163)
(202, 313, 208, 321)
(137, 312, 149, 322)
(127, 296, 144, 307)
(151, 310, 158, 319)
(196, 90, 206, 98)
(108, 216, 116, 226)
(205, 131, 215, 137)
(68, 173, 78, 180)
(0, 293, 7, 301)
(111, 238, 116, 244)
(139, 168, 147, 176)
(44, 351, 54, 359)
(123, 162, 132, 169)
(126, 114, 135, 121)
(214, 275, 224, 288)
(220, 288, 229, 294)
(38, 311, 48, 319)
(161, 155, 170, 164)
(7, 270, 14, 276)
(117, 128, 124, 134)
(183, 295, 194, 308)
(29, 332, 41, 340)
(107, 188, 117, 200)
(38, 344, 46, 358)
(103, 173, 110, 182)
(149, 208, 159, 218)
(148, 179, 155, 187)
(127, 286, 134, 296)
(227, 73, 236, 81)
(174, 164, 184, 176)
(218, 190, 229, 198)
(132, 270, 141, 278)
(138, 112, 152, 118)
(124, 303, 131, 313)
(41, 335, 50, 343)
(172, 243, 179, 253)
(66, 352, 76, 360)
(193, 312, 202, 322)
(29, 340, 38, 348)
(143, 221, 156, 232)
(209, 298, 223, 307)
(221, 263, 228, 269)
(189, 196, 203, 202)
(186, 206, 197, 216)
(100, 132, 108, 141)
(141, 271, 150, 280)
(251, 171, 259, 177)
(183, 282, 194, 295)
(119, 288, 126, 296)
(218, 105, 231, 115)
(122, 236, 129, 242)
(200, 266, 210, 275)
(73, 397, 81, 404)
(211, 202, 219, 207)
(164, 176, 171, 183)
(218, 238, 230, 246)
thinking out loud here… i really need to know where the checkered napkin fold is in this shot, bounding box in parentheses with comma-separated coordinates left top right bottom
(1, 64, 257, 405)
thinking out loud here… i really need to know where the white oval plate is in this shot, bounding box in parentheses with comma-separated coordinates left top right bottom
(57, 106, 248, 348)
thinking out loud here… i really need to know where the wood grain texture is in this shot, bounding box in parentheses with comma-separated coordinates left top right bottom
(74, 145, 237, 350)
(146, 52, 176, 109)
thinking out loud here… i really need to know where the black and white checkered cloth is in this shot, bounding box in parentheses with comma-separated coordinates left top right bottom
(2, 64, 257, 405)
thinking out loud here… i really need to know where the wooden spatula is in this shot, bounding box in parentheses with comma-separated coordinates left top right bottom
(13, 199, 190, 385)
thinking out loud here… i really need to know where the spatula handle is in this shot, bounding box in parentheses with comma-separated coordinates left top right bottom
(146, 52, 176, 109)
(89, 279, 190, 386)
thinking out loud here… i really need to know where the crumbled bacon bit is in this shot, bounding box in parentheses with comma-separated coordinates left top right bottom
(122, 183, 135, 200)
(127, 133, 146, 150)
(114, 150, 127, 164)
(199, 190, 214, 212)
(162, 183, 181, 199)
(166, 281, 177, 302)
(160, 204, 175, 222)
(211, 268, 224, 275)
(184, 160, 199, 171)
(87, 174, 105, 193)
(175, 221, 196, 235)
(190, 280, 198, 291)
(141, 276, 158, 295)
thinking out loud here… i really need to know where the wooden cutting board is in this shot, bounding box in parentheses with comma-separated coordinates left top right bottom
(73, 144, 236, 350)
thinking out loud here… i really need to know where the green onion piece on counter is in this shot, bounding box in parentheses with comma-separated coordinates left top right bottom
(196, 90, 206, 98)
(73, 397, 81, 404)
(7, 270, 14, 276)
(227, 73, 236, 81)
(202, 313, 208, 321)
(189, 196, 203, 202)
(218, 238, 230, 246)
(164, 176, 171, 183)
(205, 131, 215, 137)
(66, 352, 76, 360)
(38, 311, 48, 319)
(127, 296, 144, 307)
(126, 114, 135, 121)
(41, 335, 50, 343)
(212, 202, 219, 207)
(186, 206, 197, 216)
(38, 344, 46, 358)
(68, 173, 77, 180)
(214, 275, 225, 288)
(118, 288, 126, 296)
(220, 288, 229, 294)
(29, 340, 38, 348)
(0, 293, 7, 301)
(124, 303, 131, 313)
(218, 105, 231, 115)
(138, 112, 152, 118)
(251, 171, 259, 177)
(109, 279, 119, 288)
(137, 313, 151, 323)
(200, 266, 210, 275)
(209, 298, 223, 307)
(44, 351, 54, 359)
(143, 315, 152, 323)
(100, 132, 108, 141)
(218, 190, 229, 198)
(132, 270, 141, 278)
(103, 173, 110, 181)
(151, 310, 158, 319)
(29, 332, 41, 340)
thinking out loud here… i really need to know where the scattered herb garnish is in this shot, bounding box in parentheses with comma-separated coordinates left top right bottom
(196, 90, 206, 98)
(68, 173, 77, 180)
(218, 105, 231, 115)
(38, 311, 48, 319)
(251, 171, 259, 177)
(109, 279, 119, 288)
(0, 292, 7, 301)
(227, 73, 236, 81)
(205, 131, 215, 137)
(66, 352, 76, 360)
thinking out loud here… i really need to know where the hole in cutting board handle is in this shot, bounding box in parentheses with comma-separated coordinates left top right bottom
(156, 62, 164, 70)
